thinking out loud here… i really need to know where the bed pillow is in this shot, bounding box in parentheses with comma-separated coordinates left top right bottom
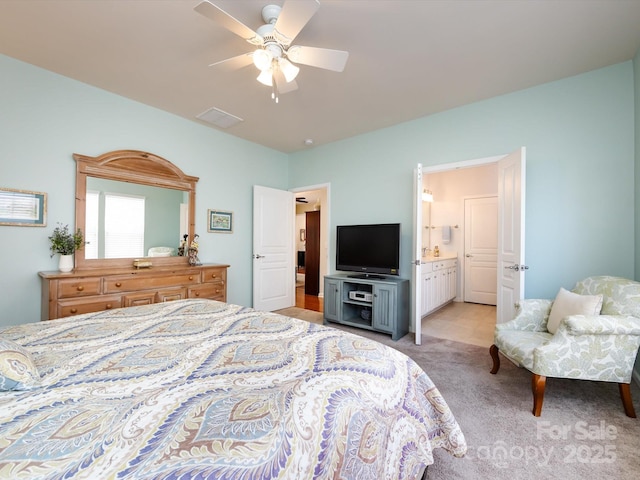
(547, 287, 603, 334)
(0, 337, 41, 391)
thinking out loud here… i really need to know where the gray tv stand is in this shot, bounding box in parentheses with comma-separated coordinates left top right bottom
(323, 274, 409, 341)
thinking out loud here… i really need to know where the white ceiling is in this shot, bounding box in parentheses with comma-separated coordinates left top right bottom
(1, 1, 639, 154)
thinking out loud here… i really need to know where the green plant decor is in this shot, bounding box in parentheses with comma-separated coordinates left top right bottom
(49, 223, 84, 257)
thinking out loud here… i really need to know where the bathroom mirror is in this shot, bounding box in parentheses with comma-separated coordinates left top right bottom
(74, 150, 199, 269)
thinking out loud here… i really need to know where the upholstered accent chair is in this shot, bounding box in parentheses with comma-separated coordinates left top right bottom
(490, 276, 640, 417)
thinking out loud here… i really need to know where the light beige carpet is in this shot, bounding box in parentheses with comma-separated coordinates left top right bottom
(275, 307, 640, 479)
(274, 307, 324, 324)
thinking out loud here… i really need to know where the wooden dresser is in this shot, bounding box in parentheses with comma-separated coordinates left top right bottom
(39, 263, 229, 321)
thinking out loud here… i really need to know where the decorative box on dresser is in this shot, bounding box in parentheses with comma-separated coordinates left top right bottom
(39, 263, 229, 321)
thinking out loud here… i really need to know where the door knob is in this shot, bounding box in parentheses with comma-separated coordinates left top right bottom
(253, 254, 265, 259)
(465, 254, 473, 257)
(505, 264, 529, 271)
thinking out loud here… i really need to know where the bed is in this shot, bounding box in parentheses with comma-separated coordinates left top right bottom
(0, 299, 466, 479)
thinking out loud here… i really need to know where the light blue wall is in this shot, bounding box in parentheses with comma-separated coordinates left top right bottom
(289, 62, 636, 300)
(0, 54, 288, 327)
(1, 54, 637, 328)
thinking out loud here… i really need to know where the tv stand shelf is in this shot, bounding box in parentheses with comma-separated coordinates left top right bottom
(323, 274, 409, 341)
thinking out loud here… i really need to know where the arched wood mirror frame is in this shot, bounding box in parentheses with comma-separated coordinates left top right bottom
(73, 149, 199, 270)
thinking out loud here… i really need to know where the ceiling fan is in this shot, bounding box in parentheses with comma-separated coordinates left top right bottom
(194, 0, 349, 102)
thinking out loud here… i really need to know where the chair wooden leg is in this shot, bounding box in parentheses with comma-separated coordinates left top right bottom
(489, 344, 500, 374)
(619, 383, 636, 418)
(531, 374, 546, 417)
(420, 465, 428, 480)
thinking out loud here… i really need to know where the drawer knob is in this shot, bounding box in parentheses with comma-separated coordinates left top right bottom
(195, 292, 200, 297)
(211, 273, 217, 278)
(76, 285, 84, 291)
(105, 304, 113, 309)
(215, 289, 220, 294)
(189, 276, 193, 280)
(70, 308, 78, 314)
(115, 282, 122, 288)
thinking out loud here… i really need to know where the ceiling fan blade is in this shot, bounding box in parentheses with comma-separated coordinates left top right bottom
(287, 45, 349, 72)
(209, 53, 254, 71)
(273, 0, 320, 46)
(273, 69, 298, 94)
(194, 0, 263, 46)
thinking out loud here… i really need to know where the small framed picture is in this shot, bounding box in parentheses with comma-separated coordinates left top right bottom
(0, 187, 47, 227)
(208, 209, 233, 233)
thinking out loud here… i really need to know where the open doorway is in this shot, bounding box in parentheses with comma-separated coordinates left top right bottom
(424, 163, 499, 304)
(292, 185, 329, 313)
(417, 148, 526, 344)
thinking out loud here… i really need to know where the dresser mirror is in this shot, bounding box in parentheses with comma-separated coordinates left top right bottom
(74, 150, 199, 270)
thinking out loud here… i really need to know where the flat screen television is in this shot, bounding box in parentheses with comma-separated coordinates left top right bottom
(336, 223, 400, 277)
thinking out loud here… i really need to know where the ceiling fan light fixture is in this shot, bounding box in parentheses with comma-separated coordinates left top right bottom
(253, 48, 273, 71)
(279, 58, 299, 83)
(196, 0, 349, 104)
(257, 68, 273, 86)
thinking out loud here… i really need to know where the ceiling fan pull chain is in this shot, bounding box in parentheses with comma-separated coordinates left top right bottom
(272, 75, 279, 103)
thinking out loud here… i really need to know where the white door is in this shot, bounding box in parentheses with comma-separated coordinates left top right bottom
(496, 148, 526, 323)
(253, 185, 295, 311)
(412, 164, 423, 345)
(464, 196, 498, 305)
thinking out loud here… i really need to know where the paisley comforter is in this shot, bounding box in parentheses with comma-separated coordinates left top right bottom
(0, 299, 466, 479)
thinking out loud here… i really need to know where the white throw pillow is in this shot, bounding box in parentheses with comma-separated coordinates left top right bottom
(547, 287, 603, 334)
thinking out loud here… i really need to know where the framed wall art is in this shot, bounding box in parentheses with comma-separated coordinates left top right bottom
(0, 187, 47, 226)
(208, 209, 233, 233)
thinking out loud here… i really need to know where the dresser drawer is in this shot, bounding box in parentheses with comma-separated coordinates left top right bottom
(40, 264, 229, 320)
(156, 288, 188, 302)
(201, 266, 227, 284)
(57, 295, 122, 318)
(104, 273, 200, 293)
(58, 277, 102, 298)
(123, 292, 156, 307)
(188, 284, 226, 301)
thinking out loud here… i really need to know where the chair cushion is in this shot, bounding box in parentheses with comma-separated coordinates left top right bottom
(546, 287, 603, 334)
(494, 330, 553, 370)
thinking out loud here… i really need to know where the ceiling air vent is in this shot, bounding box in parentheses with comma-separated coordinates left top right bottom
(196, 107, 243, 129)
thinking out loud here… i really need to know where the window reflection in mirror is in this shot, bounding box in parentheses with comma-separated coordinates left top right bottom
(85, 177, 188, 259)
